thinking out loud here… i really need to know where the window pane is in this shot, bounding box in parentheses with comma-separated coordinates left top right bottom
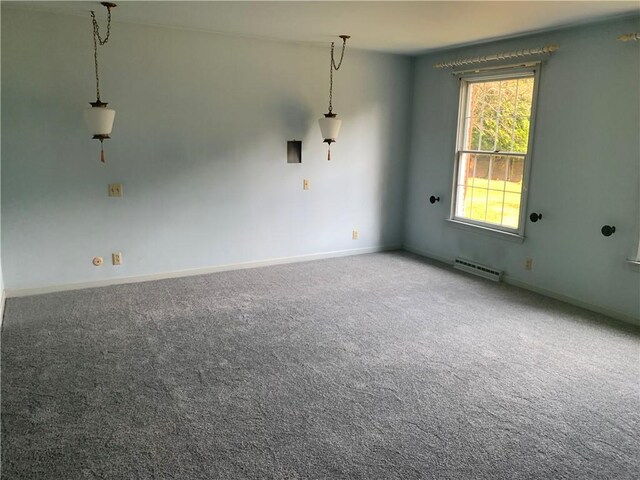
(496, 116, 515, 152)
(464, 76, 534, 155)
(469, 84, 488, 118)
(485, 190, 507, 225)
(465, 117, 483, 150)
(505, 157, 524, 192)
(498, 79, 518, 117)
(475, 155, 490, 182)
(512, 117, 530, 153)
(467, 187, 488, 222)
(488, 156, 508, 192)
(480, 83, 500, 118)
(481, 117, 498, 151)
(502, 192, 522, 228)
(516, 78, 534, 118)
(466, 117, 504, 151)
(457, 152, 473, 187)
(455, 154, 523, 230)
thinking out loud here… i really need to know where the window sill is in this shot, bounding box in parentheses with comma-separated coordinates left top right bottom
(445, 219, 525, 243)
(627, 259, 640, 270)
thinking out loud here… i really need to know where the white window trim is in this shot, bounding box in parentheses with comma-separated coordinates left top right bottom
(448, 67, 542, 240)
(445, 218, 525, 243)
(628, 236, 640, 268)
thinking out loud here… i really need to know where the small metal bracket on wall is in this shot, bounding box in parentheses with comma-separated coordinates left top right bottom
(287, 140, 302, 163)
(601, 225, 616, 237)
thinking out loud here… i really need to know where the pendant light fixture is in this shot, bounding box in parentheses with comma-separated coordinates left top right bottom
(84, 2, 116, 163)
(319, 35, 349, 160)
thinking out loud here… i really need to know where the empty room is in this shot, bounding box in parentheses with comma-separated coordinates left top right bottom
(1, 1, 639, 478)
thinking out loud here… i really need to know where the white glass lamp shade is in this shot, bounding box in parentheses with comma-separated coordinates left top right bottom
(84, 106, 116, 137)
(318, 115, 342, 143)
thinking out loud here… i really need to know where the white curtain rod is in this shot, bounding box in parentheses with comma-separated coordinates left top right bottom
(618, 32, 640, 42)
(434, 44, 559, 69)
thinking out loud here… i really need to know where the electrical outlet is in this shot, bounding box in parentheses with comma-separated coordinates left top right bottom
(352, 230, 359, 240)
(108, 183, 123, 197)
(303, 179, 310, 190)
(524, 257, 533, 271)
(92, 256, 104, 267)
(112, 252, 122, 266)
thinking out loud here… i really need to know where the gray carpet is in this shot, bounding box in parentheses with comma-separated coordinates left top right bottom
(1, 252, 639, 479)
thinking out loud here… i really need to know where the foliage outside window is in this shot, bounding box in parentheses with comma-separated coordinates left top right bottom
(452, 71, 538, 233)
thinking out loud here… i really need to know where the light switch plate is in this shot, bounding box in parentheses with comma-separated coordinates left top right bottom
(303, 179, 310, 190)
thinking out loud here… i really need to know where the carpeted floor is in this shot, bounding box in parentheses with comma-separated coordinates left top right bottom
(1, 252, 639, 479)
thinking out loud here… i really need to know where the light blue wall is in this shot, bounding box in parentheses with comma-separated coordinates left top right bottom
(1, 8, 412, 290)
(0, 6, 3, 298)
(405, 16, 640, 320)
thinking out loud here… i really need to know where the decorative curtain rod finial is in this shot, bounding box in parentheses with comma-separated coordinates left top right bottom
(618, 32, 640, 42)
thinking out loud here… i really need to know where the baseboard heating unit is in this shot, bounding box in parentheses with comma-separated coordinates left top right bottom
(454, 258, 502, 282)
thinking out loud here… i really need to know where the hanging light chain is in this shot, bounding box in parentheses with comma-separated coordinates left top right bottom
(90, 5, 113, 103)
(327, 36, 348, 114)
(91, 6, 112, 46)
(331, 37, 347, 71)
(328, 42, 335, 113)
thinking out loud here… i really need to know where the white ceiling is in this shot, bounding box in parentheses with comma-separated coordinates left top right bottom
(6, 1, 640, 54)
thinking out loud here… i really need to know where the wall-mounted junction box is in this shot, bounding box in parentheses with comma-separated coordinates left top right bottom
(287, 140, 302, 163)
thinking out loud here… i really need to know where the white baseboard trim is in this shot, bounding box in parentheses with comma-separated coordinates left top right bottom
(500, 276, 640, 326)
(0, 289, 6, 328)
(403, 244, 640, 327)
(5, 245, 402, 298)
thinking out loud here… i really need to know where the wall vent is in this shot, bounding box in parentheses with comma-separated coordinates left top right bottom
(454, 257, 502, 282)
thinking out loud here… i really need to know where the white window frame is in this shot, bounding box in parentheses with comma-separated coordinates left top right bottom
(449, 67, 541, 240)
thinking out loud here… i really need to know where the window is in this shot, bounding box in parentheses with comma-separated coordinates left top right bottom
(451, 70, 539, 236)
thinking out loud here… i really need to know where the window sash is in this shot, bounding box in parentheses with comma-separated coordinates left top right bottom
(453, 152, 526, 231)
